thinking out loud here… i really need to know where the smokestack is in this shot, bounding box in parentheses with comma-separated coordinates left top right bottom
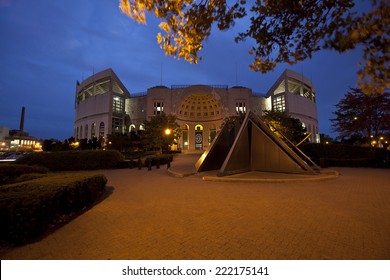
(19, 106, 25, 132)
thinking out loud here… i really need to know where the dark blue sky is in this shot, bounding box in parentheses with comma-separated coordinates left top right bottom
(0, 0, 367, 140)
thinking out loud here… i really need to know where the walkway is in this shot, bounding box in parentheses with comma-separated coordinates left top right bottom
(1, 153, 390, 259)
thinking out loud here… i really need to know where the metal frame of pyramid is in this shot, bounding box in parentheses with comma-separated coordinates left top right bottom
(195, 111, 319, 176)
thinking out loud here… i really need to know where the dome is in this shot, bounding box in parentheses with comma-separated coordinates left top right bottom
(177, 93, 222, 121)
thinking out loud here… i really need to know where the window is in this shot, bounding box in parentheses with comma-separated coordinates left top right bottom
(112, 96, 124, 113)
(85, 124, 88, 139)
(91, 123, 96, 138)
(235, 100, 246, 115)
(153, 101, 164, 115)
(273, 94, 285, 112)
(112, 118, 123, 134)
(99, 122, 105, 138)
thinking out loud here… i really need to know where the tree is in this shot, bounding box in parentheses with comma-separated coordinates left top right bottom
(331, 88, 390, 143)
(141, 113, 181, 151)
(119, 0, 389, 94)
(261, 110, 308, 144)
(319, 133, 334, 144)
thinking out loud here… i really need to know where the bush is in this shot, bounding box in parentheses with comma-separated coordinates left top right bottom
(145, 154, 173, 167)
(15, 150, 125, 171)
(0, 173, 107, 245)
(0, 164, 48, 185)
(301, 143, 390, 168)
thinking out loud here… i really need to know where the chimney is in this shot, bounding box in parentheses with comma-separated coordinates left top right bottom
(19, 106, 25, 132)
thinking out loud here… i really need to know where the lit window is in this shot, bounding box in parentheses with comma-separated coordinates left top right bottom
(153, 101, 164, 115)
(273, 94, 285, 112)
(235, 100, 246, 115)
(91, 123, 96, 138)
(112, 96, 124, 113)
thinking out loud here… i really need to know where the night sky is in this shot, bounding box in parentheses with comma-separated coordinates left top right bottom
(0, 0, 368, 140)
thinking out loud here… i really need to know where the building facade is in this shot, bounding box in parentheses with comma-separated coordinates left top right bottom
(74, 68, 319, 150)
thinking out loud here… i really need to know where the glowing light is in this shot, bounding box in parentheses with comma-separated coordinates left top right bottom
(165, 128, 172, 135)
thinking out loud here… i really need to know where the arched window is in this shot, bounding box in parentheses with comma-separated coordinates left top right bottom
(80, 126, 83, 139)
(85, 124, 88, 139)
(195, 124, 203, 131)
(129, 124, 136, 132)
(182, 124, 189, 150)
(91, 123, 96, 138)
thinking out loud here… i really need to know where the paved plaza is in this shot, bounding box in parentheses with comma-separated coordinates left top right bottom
(1, 153, 390, 260)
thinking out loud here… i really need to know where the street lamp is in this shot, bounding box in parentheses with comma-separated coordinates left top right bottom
(164, 128, 172, 135)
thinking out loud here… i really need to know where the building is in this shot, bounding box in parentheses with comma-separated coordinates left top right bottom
(74, 68, 319, 151)
(0, 107, 41, 152)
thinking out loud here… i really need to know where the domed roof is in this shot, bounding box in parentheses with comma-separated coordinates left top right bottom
(177, 93, 222, 121)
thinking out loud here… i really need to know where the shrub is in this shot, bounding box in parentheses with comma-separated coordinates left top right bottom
(0, 173, 107, 244)
(15, 150, 125, 171)
(301, 143, 390, 168)
(0, 164, 48, 185)
(145, 154, 173, 167)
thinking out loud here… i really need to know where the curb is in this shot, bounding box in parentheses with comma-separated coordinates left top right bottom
(202, 170, 340, 183)
(167, 168, 196, 178)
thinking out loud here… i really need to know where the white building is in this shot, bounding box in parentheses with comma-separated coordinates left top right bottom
(74, 68, 319, 151)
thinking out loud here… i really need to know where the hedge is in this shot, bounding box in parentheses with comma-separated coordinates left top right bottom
(15, 150, 125, 171)
(0, 173, 107, 245)
(0, 164, 48, 186)
(301, 143, 390, 168)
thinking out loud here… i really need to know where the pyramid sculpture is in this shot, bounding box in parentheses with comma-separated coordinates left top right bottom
(195, 111, 318, 176)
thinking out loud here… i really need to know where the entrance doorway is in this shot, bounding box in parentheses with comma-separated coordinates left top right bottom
(195, 124, 203, 150)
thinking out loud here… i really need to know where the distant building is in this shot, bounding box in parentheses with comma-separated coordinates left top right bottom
(0, 127, 40, 151)
(74, 68, 319, 151)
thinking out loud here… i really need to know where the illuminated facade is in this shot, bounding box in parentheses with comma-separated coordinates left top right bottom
(74, 68, 319, 150)
(0, 126, 41, 151)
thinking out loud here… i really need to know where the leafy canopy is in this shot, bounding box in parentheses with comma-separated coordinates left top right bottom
(141, 113, 181, 151)
(261, 110, 308, 144)
(331, 87, 390, 141)
(119, 0, 389, 94)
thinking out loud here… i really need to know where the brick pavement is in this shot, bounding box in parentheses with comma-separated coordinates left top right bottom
(1, 155, 390, 260)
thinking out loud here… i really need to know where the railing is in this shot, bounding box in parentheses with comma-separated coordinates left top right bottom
(171, 84, 229, 90)
(131, 92, 147, 97)
(252, 92, 266, 97)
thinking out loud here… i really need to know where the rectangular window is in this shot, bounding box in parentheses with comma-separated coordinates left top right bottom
(153, 101, 164, 115)
(235, 100, 246, 115)
(112, 117, 123, 134)
(112, 96, 124, 113)
(272, 94, 285, 112)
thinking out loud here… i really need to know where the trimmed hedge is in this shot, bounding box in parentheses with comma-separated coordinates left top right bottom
(15, 150, 125, 171)
(0, 173, 107, 245)
(0, 164, 48, 186)
(301, 143, 390, 168)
